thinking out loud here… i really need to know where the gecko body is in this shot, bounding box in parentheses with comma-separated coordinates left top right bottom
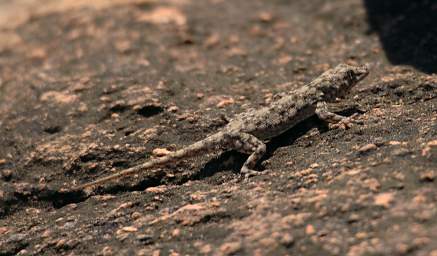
(76, 63, 369, 189)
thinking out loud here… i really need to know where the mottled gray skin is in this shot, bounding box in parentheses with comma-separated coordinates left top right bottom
(76, 63, 369, 189)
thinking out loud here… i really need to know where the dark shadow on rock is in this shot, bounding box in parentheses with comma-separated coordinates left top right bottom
(364, 0, 437, 74)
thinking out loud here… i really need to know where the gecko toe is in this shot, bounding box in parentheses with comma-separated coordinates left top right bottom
(241, 167, 261, 180)
(329, 114, 363, 130)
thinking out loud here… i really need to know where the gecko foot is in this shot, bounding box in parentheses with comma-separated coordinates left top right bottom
(241, 167, 262, 180)
(329, 113, 363, 129)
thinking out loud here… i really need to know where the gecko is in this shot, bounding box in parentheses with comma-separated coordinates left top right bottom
(75, 63, 369, 190)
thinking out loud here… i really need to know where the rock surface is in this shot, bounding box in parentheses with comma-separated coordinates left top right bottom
(1, 0, 437, 255)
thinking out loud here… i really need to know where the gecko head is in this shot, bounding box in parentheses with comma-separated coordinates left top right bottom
(318, 63, 369, 102)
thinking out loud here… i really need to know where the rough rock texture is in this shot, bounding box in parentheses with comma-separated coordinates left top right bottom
(0, 0, 436, 255)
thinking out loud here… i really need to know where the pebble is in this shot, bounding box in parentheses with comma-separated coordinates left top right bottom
(422, 140, 437, 160)
(305, 224, 315, 235)
(280, 233, 294, 247)
(152, 148, 172, 157)
(121, 226, 138, 232)
(41, 229, 51, 238)
(136, 234, 153, 244)
(131, 211, 142, 219)
(101, 246, 113, 256)
(219, 241, 242, 255)
(17, 249, 29, 255)
(419, 170, 435, 182)
(357, 143, 377, 153)
(216, 98, 235, 108)
(198, 244, 212, 254)
(171, 228, 181, 237)
(55, 239, 67, 249)
(1, 169, 12, 180)
(258, 11, 274, 22)
(347, 213, 360, 223)
(374, 192, 395, 208)
(145, 185, 169, 193)
(167, 106, 179, 113)
(0, 226, 9, 234)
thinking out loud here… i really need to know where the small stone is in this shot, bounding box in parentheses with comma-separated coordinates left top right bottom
(17, 249, 28, 256)
(309, 163, 320, 168)
(136, 234, 153, 244)
(357, 143, 377, 153)
(347, 213, 360, 223)
(280, 233, 294, 247)
(131, 211, 142, 219)
(199, 244, 212, 254)
(374, 192, 395, 208)
(101, 246, 113, 256)
(167, 106, 179, 113)
(1, 169, 12, 180)
(114, 40, 132, 53)
(171, 229, 181, 237)
(216, 97, 235, 108)
(121, 226, 138, 232)
(40, 91, 77, 104)
(55, 239, 67, 249)
(422, 140, 437, 160)
(355, 232, 368, 239)
(219, 241, 242, 255)
(388, 141, 403, 145)
(145, 185, 168, 193)
(41, 229, 51, 238)
(204, 33, 220, 48)
(0, 226, 9, 234)
(419, 170, 435, 182)
(136, 7, 187, 26)
(305, 224, 315, 235)
(30, 47, 47, 59)
(152, 148, 172, 157)
(258, 12, 273, 22)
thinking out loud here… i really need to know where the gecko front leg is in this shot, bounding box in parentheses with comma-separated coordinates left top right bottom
(222, 132, 267, 178)
(315, 101, 361, 129)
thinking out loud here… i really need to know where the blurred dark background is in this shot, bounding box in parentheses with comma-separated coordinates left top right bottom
(364, 0, 437, 74)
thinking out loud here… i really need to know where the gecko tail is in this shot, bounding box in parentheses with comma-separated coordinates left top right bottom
(73, 132, 224, 190)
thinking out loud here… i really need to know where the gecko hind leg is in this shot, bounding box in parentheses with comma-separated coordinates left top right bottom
(223, 132, 266, 178)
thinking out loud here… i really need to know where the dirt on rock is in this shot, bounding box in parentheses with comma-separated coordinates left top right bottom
(1, 0, 437, 255)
